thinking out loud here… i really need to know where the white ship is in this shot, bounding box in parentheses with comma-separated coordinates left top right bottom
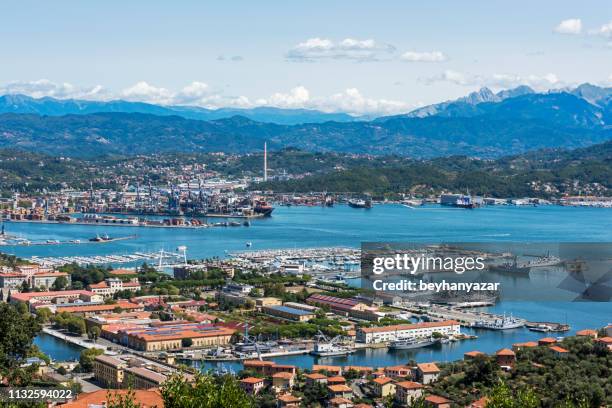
(473, 313, 525, 330)
(525, 254, 561, 268)
(388, 337, 439, 350)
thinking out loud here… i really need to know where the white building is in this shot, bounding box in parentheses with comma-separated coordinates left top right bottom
(88, 278, 141, 297)
(356, 320, 460, 344)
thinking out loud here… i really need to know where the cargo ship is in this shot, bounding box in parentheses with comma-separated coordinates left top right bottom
(440, 194, 483, 209)
(253, 200, 274, 216)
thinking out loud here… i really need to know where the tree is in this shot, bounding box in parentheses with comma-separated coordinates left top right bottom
(35, 307, 52, 323)
(181, 338, 193, 348)
(486, 380, 539, 408)
(52, 276, 69, 290)
(78, 348, 104, 372)
(106, 388, 143, 408)
(0, 303, 41, 374)
(88, 326, 101, 343)
(161, 373, 252, 408)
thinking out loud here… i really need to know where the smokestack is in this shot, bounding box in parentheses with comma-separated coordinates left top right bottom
(264, 142, 268, 182)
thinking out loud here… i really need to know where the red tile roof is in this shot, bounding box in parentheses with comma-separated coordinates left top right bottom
(425, 394, 451, 404)
(58, 389, 162, 408)
(396, 381, 424, 390)
(417, 362, 440, 373)
(240, 377, 264, 384)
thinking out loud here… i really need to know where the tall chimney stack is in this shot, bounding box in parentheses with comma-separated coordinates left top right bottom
(264, 142, 268, 181)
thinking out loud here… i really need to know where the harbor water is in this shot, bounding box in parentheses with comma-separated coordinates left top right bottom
(6, 204, 610, 368)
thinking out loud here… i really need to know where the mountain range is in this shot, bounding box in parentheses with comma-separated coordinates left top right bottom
(0, 84, 611, 158)
(0, 94, 358, 125)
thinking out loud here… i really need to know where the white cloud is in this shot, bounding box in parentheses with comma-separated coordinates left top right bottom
(422, 70, 564, 90)
(554, 18, 582, 35)
(256, 86, 413, 115)
(120, 81, 174, 104)
(264, 86, 311, 107)
(286, 37, 395, 61)
(0, 79, 108, 100)
(592, 21, 612, 38)
(400, 51, 447, 62)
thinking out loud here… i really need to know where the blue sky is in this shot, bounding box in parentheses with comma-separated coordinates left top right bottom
(1, 0, 611, 114)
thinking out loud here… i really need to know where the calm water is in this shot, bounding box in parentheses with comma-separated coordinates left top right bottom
(7, 204, 611, 367)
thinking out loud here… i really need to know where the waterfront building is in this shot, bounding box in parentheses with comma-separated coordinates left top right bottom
(395, 381, 424, 406)
(262, 305, 316, 322)
(356, 320, 460, 344)
(119, 323, 234, 351)
(57, 389, 163, 408)
(416, 363, 440, 384)
(240, 377, 266, 395)
(371, 377, 396, 397)
(88, 277, 141, 297)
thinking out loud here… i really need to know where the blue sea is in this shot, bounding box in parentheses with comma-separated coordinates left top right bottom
(12, 204, 609, 368)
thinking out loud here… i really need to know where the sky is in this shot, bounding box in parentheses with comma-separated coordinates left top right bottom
(1, 0, 611, 115)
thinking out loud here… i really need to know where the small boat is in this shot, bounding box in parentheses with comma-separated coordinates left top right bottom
(89, 234, 112, 242)
(310, 333, 354, 357)
(528, 324, 551, 332)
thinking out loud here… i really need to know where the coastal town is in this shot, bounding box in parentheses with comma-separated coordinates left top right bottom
(2, 1, 612, 405)
(0, 243, 610, 407)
